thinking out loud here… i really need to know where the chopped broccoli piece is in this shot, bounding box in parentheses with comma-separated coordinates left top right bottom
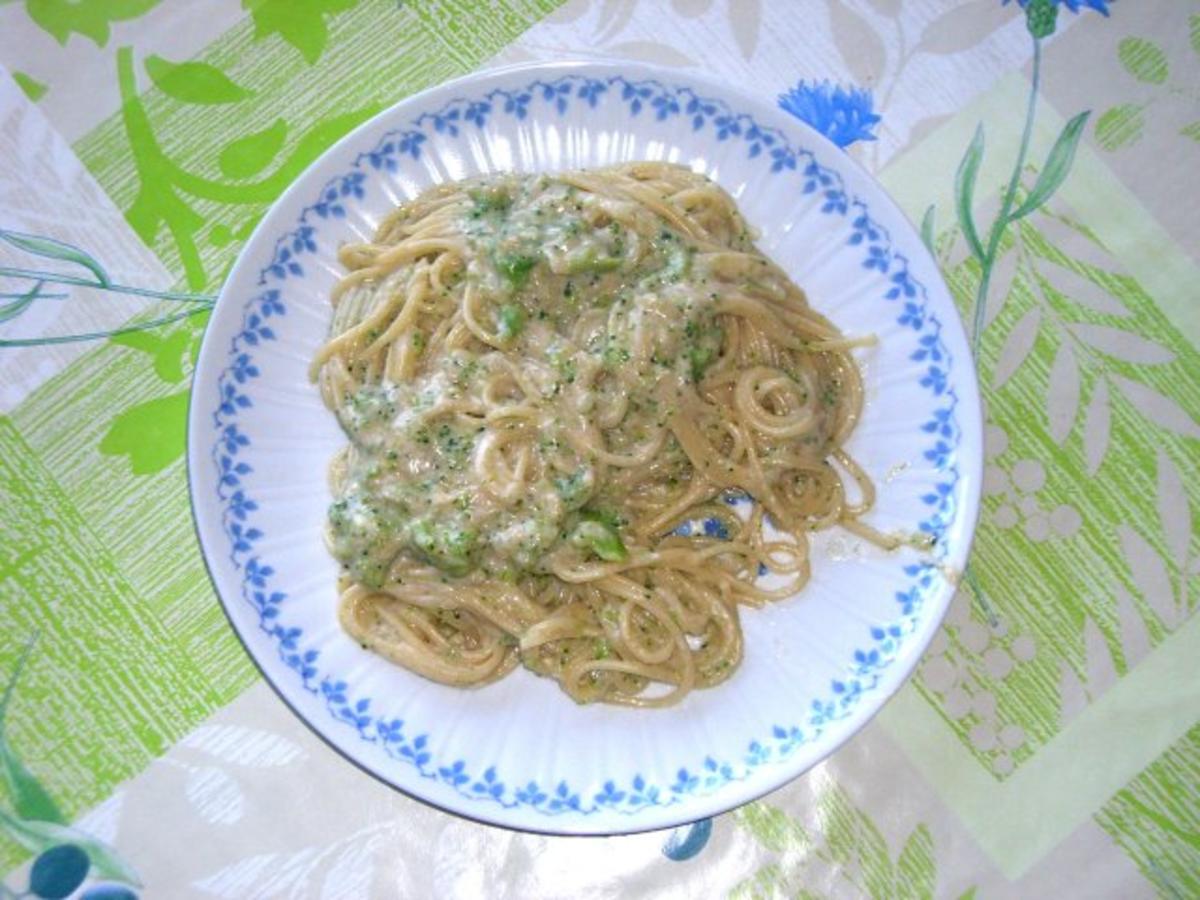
(571, 518, 628, 562)
(409, 519, 477, 576)
(496, 252, 539, 288)
(562, 248, 622, 275)
(468, 187, 512, 216)
(497, 303, 526, 340)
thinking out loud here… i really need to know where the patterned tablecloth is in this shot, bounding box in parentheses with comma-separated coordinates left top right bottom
(0, 0, 1197, 896)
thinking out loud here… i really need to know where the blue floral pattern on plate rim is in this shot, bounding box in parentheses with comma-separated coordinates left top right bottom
(193, 63, 979, 830)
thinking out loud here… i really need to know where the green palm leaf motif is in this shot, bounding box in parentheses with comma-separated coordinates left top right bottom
(914, 0, 1200, 785)
(922, 196, 1200, 774)
(733, 788, 953, 899)
(1098, 723, 1200, 896)
(944, 5, 1096, 367)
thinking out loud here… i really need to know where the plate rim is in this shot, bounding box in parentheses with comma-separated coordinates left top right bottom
(186, 58, 984, 835)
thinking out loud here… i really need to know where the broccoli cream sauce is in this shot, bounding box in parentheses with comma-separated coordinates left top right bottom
(327, 173, 756, 587)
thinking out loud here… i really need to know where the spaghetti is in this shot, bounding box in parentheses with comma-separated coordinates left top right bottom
(314, 163, 875, 707)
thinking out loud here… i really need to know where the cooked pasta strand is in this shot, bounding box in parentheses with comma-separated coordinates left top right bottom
(316, 163, 886, 706)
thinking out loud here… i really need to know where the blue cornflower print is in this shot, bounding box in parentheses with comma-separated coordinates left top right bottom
(1003, 0, 1112, 14)
(777, 80, 880, 149)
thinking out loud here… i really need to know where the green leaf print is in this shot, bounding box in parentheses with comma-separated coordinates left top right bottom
(919, 205, 936, 254)
(1117, 37, 1169, 84)
(1010, 110, 1090, 219)
(218, 119, 289, 179)
(737, 801, 809, 854)
(1095, 22, 1199, 158)
(110, 324, 194, 383)
(922, 194, 1200, 773)
(11, 71, 47, 102)
(243, 0, 358, 65)
(0, 228, 211, 345)
(0, 308, 207, 348)
(733, 790, 959, 899)
(895, 825, 936, 900)
(98, 389, 189, 475)
(22, 0, 159, 47)
(0, 737, 63, 828)
(0, 636, 142, 885)
(114, 46, 379, 289)
(1094, 104, 1146, 151)
(954, 125, 986, 262)
(729, 862, 785, 900)
(148, 327, 192, 383)
(0, 282, 42, 325)
(0, 223, 213, 346)
(1097, 723, 1200, 896)
(144, 54, 252, 105)
(0, 229, 109, 286)
(0, 637, 65, 826)
(819, 787, 894, 898)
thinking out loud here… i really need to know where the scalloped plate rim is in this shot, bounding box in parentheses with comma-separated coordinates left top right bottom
(186, 59, 983, 835)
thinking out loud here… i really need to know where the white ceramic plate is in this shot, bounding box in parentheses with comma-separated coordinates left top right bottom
(188, 61, 982, 834)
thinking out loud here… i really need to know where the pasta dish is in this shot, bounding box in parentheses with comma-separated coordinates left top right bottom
(313, 163, 876, 707)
